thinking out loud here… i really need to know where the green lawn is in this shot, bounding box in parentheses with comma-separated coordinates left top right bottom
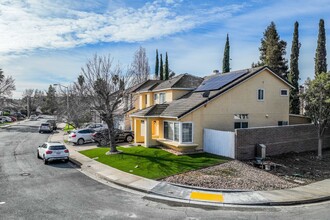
(0, 122, 10, 127)
(80, 146, 229, 179)
(63, 123, 75, 132)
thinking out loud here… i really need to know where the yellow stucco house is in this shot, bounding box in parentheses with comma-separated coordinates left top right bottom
(130, 66, 294, 152)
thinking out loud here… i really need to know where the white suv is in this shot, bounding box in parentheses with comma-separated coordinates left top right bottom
(68, 128, 95, 145)
(37, 142, 69, 164)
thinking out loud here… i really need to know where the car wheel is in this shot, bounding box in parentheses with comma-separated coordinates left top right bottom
(125, 135, 133, 142)
(37, 151, 41, 159)
(77, 138, 84, 145)
(100, 139, 107, 146)
(43, 156, 48, 165)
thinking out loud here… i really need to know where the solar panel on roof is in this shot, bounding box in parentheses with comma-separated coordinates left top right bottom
(195, 69, 248, 92)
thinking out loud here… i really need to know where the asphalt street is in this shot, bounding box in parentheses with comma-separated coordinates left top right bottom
(0, 118, 329, 220)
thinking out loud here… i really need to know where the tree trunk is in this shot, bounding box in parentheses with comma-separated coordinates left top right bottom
(318, 134, 323, 159)
(104, 117, 118, 153)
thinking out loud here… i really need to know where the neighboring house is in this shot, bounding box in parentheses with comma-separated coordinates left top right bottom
(130, 66, 294, 152)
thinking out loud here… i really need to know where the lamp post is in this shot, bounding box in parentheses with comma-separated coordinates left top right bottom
(53, 83, 69, 118)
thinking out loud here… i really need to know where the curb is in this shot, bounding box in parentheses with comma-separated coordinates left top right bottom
(167, 182, 250, 193)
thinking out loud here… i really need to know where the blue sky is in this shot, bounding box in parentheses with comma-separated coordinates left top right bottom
(0, 0, 329, 98)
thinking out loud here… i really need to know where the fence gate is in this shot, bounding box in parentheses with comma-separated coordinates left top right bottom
(203, 128, 235, 158)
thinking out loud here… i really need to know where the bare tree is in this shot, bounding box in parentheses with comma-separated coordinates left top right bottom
(22, 89, 45, 116)
(0, 69, 15, 98)
(81, 54, 135, 154)
(63, 75, 91, 128)
(131, 46, 150, 84)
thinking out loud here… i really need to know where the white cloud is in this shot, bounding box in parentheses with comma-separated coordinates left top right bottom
(0, 0, 245, 56)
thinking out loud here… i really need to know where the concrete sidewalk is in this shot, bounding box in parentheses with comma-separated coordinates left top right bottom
(48, 130, 330, 207)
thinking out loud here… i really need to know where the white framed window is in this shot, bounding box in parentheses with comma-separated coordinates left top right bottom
(145, 94, 148, 105)
(278, 121, 288, 126)
(257, 89, 264, 101)
(234, 114, 249, 120)
(182, 122, 193, 143)
(280, 89, 288, 96)
(159, 93, 166, 104)
(234, 122, 248, 129)
(163, 121, 193, 143)
(140, 120, 145, 136)
(154, 94, 158, 103)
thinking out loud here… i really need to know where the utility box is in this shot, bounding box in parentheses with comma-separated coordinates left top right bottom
(256, 144, 267, 159)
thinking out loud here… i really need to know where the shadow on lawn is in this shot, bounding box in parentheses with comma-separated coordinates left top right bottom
(113, 148, 228, 179)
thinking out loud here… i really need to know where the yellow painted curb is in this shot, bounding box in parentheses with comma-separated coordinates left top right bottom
(190, 191, 224, 203)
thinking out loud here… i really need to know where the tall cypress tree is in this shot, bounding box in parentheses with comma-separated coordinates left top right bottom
(164, 52, 169, 80)
(222, 34, 230, 73)
(159, 54, 163, 80)
(155, 49, 159, 79)
(258, 22, 288, 78)
(288, 21, 301, 114)
(315, 19, 327, 75)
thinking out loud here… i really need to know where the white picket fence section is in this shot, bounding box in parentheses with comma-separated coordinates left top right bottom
(203, 128, 235, 158)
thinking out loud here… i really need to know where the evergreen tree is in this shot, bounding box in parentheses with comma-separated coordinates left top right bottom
(164, 52, 169, 80)
(222, 34, 230, 73)
(45, 85, 57, 114)
(159, 54, 163, 80)
(258, 22, 288, 78)
(288, 21, 301, 114)
(155, 49, 159, 79)
(315, 19, 327, 75)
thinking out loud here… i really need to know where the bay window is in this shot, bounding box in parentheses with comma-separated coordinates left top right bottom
(163, 121, 193, 143)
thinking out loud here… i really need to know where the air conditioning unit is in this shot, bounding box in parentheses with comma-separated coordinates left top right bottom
(256, 144, 266, 159)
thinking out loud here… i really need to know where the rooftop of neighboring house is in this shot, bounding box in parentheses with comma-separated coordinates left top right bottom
(131, 66, 294, 119)
(132, 74, 203, 93)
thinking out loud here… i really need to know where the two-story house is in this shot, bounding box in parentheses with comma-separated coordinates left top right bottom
(130, 66, 293, 152)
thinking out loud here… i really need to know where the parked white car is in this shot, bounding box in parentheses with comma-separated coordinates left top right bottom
(85, 123, 108, 131)
(0, 116, 12, 122)
(68, 128, 95, 145)
(0, 117, 6, 123)
(37, 142, 69, 164)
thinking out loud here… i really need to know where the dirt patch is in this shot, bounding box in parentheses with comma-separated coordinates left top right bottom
(265, 149, 330, 182)
(164, 149, 330, 191)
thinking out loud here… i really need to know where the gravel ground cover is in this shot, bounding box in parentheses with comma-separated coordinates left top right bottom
(164, 149, 330, 191)
(164, 160, 299, 191)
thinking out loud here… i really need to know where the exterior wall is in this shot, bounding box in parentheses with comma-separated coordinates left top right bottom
(289, 114, 311, 125)
(235, 124, 330, 160)
(181, 69, 291, 150)
(171, 90, 191, 100)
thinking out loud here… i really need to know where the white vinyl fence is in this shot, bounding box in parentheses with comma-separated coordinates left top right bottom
(203, 128, 235, 158)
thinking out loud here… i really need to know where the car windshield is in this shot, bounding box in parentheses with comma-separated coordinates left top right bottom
(49, 145, 66, 150)
(41, 123, 49, 126)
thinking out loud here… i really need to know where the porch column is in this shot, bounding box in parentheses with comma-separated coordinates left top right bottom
(134, 118, 138, 144)
(144, 118, 152, 147)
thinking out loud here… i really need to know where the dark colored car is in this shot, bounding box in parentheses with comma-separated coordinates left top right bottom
(39, 123, 53, 133)
(92, 129, 134, 146)
(46, 120, 57, 130)
(13, 112, 25, 120)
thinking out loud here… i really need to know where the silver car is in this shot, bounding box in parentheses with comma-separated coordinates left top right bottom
(39, 123, 53, 133)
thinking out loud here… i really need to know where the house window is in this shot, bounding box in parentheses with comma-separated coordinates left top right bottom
(154, 94, 158, 103)
(159, 93, 166, 104)
(278, 121, 288, 126)
(164, 121, 178, 141)
(280, 89, 288, 96)
(234, 114, 248, 120)
(140, 120, 145, 136)
(234, 122, 248, 129)
(257, 89, 264, 101)
(182, 123, 193, 143)
(145, 94, 148, 105)
(174, 123, 180, 142)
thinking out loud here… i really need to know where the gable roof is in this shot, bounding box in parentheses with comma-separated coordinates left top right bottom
(130, 66, 294, 119)
(152, 74, 203, 91)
